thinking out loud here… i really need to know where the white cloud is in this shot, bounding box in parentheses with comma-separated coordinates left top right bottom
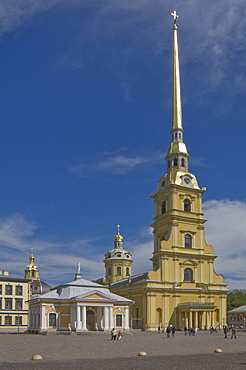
(67, 149, 164, 177)
(204, 199, 246, 289)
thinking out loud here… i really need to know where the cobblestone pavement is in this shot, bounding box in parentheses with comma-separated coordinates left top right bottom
(0, 331, 246, 369)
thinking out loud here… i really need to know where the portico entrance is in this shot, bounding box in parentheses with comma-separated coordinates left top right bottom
(177, 303, 216, 329)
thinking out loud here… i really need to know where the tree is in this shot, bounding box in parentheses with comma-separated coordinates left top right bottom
(227, 290, 246, 312)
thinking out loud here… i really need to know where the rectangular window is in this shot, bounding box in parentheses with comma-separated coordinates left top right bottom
(5, 298, 12, 309)
(0, 298, 2, 309)
(49, 313, 56, 327)
(0, 285, 2, 294)
(117, 266, 121, 276)
(15, 299, 23, 310)
(116, 314, 122, 327)
(5, 285, 12, 295)
(108, 267, 112, 276)
(5, 316, 12, 325)
(15, 286, 23, 296)
(15, 316, 22, 326)
(234, 315, 237, 321)
(229, 315, 232, 320)
(0, 316, 1, 325)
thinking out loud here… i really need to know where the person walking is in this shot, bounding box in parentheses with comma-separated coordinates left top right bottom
(166, 326, 170, 338)
(231, 327, 236, 339)
(223, 326, 228, 339)
(172, 326, 176, 337)
(111, 328, 117, 340)
(184, 326, 187, 336)
(117, 330, 123, 340)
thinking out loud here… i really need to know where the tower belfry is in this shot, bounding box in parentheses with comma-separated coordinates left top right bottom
(24, 248, 40, 280)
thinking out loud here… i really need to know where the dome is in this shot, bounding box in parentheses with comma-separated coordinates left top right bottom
(30, 280, 51, 295)
(114, 233, 123, 242)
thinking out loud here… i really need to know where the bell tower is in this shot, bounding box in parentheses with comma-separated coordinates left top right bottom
(151, 10, 206, 272)
(104, 225, 132, 285)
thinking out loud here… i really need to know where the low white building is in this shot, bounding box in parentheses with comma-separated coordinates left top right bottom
(28, 270, 133, 333)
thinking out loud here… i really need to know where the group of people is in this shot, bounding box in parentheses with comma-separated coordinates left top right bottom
(184, 327, 198, 336)
(223, 326, 237, 339)
(166, 326, 176, 338)
(111, 328, 123, 340)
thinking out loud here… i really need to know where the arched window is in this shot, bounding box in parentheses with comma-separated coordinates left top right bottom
(184, 198, 191, 212)
(116, 314, 122, 327)
(181, 158, 185, 167)
(161, 201, 166, 214)
(184, 234, 192, 248)
(184, 268, 193, 282)
(174, 158, 178, 167)
(126, 267, 130, 276)
(117, 266, 121, 276)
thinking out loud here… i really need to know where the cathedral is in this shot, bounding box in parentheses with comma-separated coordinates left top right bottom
(101, 12, 228, 331)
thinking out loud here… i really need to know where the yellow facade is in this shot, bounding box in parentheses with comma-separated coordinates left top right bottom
(0, 271, 30, 332)
(108, 13, 228, 330)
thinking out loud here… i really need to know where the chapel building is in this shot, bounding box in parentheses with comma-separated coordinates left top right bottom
(106, 12, 228, 331)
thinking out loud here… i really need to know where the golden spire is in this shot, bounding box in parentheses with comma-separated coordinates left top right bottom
(171, 11, 182, 131)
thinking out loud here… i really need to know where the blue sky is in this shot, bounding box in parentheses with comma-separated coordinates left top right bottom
(0, 0, 245, 289)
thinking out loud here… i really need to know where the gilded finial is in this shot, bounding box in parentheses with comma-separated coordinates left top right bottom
(117, 224, 121, 235)
(171, 10, 179, 28)
(30, 247, 34, 256)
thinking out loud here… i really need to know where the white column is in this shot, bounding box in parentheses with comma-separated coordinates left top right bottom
(76, 305, 81, 330)
(97, 306, 102, 330)
(41, 304, 47, 330)
(109, 306, 113, 329)
(82, 306, 87, 330)
(124, 307, 129, 330)
(104, 307, 109, 330)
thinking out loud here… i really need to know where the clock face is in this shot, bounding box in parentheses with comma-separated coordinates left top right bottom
(184, 176, 191, 185)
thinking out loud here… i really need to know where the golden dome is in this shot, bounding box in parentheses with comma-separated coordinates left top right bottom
(114, 224, 123, 241)
(114, 233, 123, 241)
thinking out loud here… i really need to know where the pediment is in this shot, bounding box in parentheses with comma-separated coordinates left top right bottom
(75, 289, 112, 301)
(180, 259, 198, 267)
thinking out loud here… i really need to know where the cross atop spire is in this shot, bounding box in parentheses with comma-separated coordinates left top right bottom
(117, 224, 121, 234)
(171, 11, 179, 27)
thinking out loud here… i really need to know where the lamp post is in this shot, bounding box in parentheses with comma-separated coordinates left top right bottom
(244, 317, 246, 332)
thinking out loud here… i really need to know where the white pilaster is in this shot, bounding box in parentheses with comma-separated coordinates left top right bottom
(124, 306, 129, 330)
(109, 306, 113, 329)
(41, 304, 47, 330)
